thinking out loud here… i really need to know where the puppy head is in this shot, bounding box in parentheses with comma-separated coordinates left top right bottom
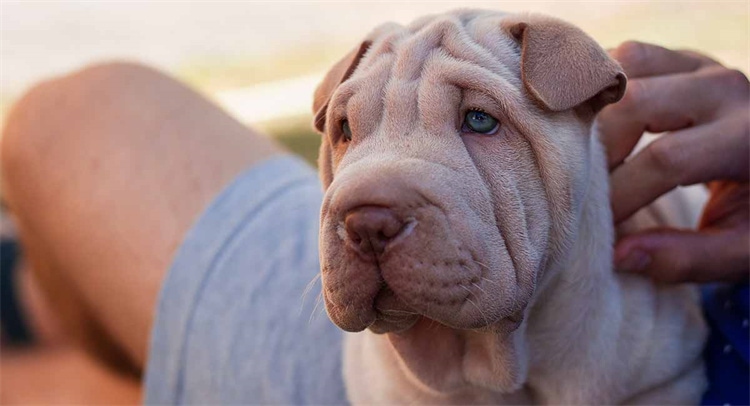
(314, 10, 625, 392)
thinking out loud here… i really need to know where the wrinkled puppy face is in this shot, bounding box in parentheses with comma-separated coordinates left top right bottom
(314, 11, 625, 338)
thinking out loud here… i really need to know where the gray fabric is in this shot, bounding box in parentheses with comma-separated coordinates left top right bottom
(144, 155, 347, 405)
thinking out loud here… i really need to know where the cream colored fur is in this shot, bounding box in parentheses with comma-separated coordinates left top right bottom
(314, 9, 707, 404)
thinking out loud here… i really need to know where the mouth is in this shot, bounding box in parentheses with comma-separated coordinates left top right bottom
(320, 190, 519, 335)
(367, 279, 521, 335)
(322, 245, 512, 334)
(369, 285, 421, 333)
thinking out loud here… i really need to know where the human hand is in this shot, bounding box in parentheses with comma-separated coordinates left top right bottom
(598, 41, 749, 283)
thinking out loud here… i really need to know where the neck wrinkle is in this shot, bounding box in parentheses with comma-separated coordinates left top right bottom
(521, 137, 623, 403)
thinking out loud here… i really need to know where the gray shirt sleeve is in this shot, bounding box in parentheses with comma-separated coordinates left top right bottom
(144, 155, 347, 405)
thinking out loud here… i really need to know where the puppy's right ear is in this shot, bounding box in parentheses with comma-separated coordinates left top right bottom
(314, 41, 371, 188)
(312, 41, 372, 133)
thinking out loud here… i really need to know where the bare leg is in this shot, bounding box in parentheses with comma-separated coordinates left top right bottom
(0, 62, 284, 377)
(14, 258, 67, 346)
(1, 346, 142, 405)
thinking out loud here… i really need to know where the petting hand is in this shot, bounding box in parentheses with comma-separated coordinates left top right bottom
(598, 41, 749, 284)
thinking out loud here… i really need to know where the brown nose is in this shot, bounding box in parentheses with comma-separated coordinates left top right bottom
(345, 206, 406, 256)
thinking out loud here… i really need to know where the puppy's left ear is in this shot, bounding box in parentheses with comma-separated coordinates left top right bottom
(502, 15, 626, 113)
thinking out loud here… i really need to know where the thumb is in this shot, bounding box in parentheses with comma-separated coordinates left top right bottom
(614, 227, 749, 284)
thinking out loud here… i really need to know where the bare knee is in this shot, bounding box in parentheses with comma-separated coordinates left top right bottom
(1, 62, 170, 203)
(1, 73, 61, 208)
(2, 59, 281, 195)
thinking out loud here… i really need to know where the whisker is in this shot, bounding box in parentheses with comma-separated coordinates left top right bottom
(428, 318, 439, 331)
(481, 276, 503, 288)
(301, 273, 321, 301)
(472, 259, 491, 271)
(300, 273, 322, 317)
(466, 297, 490, 326)
(308, 291, 325, 324)
(471, 282, 488, 296)
(316, 303, 328, 320)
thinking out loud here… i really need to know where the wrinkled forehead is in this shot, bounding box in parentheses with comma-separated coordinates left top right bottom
(329, 10, 532, 128)
(371, 10, 521, 82)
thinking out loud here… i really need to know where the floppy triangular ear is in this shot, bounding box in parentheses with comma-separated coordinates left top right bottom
(313, 41, 371, 188)
(312, 41, 372, 133)
(502, 15, 626, 113)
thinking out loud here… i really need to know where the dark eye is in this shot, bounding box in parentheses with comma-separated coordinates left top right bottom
(341, 120, 352, 142)
(463, 110, 499, 135)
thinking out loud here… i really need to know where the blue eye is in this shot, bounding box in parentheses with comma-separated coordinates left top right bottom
(341, 120, 352, 141)
(463, 110, 499, 134)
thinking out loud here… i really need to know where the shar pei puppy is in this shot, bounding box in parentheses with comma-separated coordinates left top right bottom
(313, 9, 706, 405)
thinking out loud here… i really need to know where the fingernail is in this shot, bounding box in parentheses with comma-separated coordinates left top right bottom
(616, 250, 651, 273)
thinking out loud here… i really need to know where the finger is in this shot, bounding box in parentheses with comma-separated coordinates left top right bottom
(609, 41, 719, 79)
(614, 227, 749, 284)
(599, 66, 744, 170)
(677, 49, 724, 67)
(610, 115, 750, 223)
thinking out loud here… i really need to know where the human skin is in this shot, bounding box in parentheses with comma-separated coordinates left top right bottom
(1, 62, 283, 402)
(600, 41, 749, 283)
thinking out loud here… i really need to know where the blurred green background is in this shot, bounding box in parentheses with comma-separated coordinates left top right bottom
(2, 2, 748, 166)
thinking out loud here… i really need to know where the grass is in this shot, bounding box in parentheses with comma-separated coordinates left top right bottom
(275, 126, 321, 167)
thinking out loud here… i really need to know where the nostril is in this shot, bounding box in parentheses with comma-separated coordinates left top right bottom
(344, 206, 406, 255)
(350, 232, 363, 244)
